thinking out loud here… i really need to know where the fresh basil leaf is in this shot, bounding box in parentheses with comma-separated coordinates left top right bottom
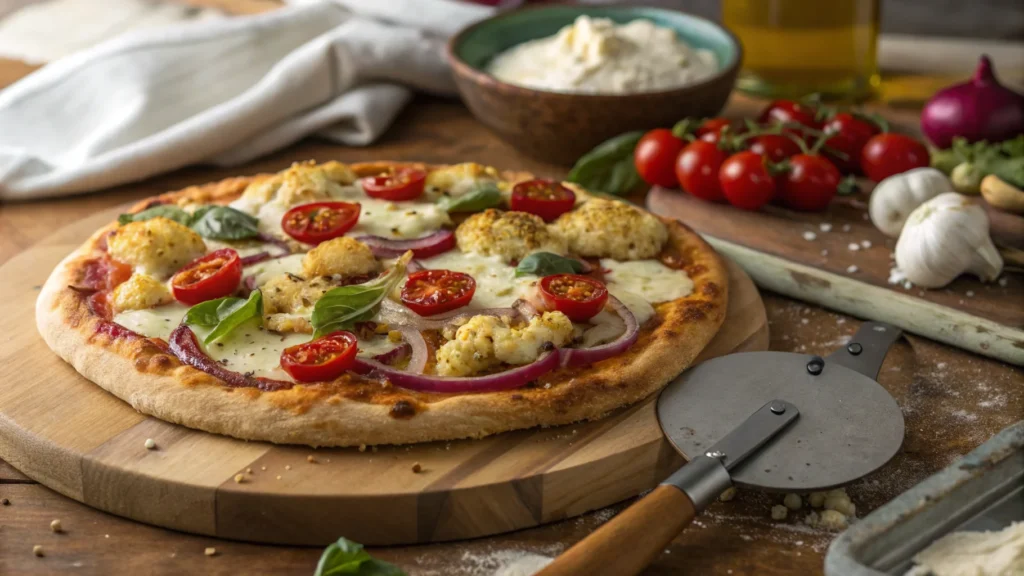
(117, 205, 192, 226)
(311, 254, 411, 339)
(183, 291, 263, 344)
(437, 182, 502, 213)
(189, 206, 260, 240)
(567, 131, 644, 196)
(516, 252, 584, 278)
(315, 537, 406, 576)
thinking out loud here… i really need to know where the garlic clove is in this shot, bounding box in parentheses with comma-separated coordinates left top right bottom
(869, 168, 953, 237)
(895, 193, 1004, 289)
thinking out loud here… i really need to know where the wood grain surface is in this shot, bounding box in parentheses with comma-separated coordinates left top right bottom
(1, 92, 1021, 576)
(0, 204, 767, 546)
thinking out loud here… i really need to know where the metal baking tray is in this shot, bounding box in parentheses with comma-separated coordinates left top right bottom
(825, 420, 1023, 575)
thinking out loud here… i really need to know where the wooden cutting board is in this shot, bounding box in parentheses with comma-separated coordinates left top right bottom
(0, 208, 767, 546)
(647, 187, 1024, 366)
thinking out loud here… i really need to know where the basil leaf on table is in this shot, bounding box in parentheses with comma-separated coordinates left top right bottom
(315, 537, 406, 576)
(567, 131, 644, 195)
(189, 205, 260, 240)
(311, 253, 411, 339)
(437, 182, 502, 212)
(184, 290, 263, 344)
(117, 205, 192, 226)
(516, 252, 584, 278)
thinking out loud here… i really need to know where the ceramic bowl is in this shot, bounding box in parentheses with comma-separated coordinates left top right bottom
(447, 5, 742, 164)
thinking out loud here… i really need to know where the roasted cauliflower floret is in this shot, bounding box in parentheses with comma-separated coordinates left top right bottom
(302, 237, 378, 278)
(109, 273, 173, 312)
(435, 311, 573, 377)
(425, 163, 500, 197)
(456, 209, 567, 263)
(107, 217, 206, 277)
(239, 161, 350, 208)
(554, 198, 668, 260)
(261, 273, 342, 333)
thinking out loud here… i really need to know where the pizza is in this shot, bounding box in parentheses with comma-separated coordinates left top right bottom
(36, 161, 728, 447)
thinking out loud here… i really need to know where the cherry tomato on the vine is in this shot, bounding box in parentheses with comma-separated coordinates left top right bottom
(758, 100, 820, 130)
(823, 113, 880, 174)
(675, 140, 729, 202)
(634, 129, 686, 187)
(778, 154, 841, 212)
(860, 133, 930, 182)
(747, 134, 802, 163)
(719, 151, 777, 211)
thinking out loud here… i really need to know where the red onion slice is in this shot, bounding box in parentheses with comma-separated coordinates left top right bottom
(356, 230, 455, 259)
(240, 251, 272, 266)
(168, 325, 292, 391)
(353, 347, 558, 394)
(558, 294, 638, 368)
(373, 342, 410, 365)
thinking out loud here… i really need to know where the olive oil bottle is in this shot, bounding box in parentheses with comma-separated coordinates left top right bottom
(722, 0, 881, 100)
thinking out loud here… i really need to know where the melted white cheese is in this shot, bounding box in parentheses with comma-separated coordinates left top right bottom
(191, 320, 307, 380)
(205, 239, 277, 258)
(113, 303, 189, 340)
(601, 259, 693, 303)
(417, 250, 539, 310)
(245, 254, 305, 287)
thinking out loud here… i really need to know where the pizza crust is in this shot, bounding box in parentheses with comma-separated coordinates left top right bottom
(36, 162, 729, 447)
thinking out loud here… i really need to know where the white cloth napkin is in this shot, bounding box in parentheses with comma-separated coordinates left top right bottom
(0, 0, 494, 201)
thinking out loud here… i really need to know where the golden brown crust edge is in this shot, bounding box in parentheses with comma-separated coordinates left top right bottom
(36, 162, 728, 447)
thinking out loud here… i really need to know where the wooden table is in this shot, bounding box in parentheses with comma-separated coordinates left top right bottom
(1, 94, 1021, 576)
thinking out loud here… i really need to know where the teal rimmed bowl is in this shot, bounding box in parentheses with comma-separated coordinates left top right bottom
(447, 5, 742, 164)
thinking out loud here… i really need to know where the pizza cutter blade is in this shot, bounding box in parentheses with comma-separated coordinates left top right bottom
(538, 321, 905, 576)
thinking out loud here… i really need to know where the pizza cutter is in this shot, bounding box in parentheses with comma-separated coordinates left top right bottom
(538, 321, 906, 576)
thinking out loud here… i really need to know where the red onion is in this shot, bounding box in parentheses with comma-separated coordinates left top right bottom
(373, 343, 410, 365)
(356, 230, 455, 259)
(240, 251, 272, 266)
(168, 325, 292, 391)
(558, 295, 638, 368)
(353, 348, 558, 394)
(922, 55, 1024, 149)
(377, 298, 521, 331)
(392, 326, 428, 373)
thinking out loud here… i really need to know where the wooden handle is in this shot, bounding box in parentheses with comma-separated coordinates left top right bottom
(537, 485, 697, 576)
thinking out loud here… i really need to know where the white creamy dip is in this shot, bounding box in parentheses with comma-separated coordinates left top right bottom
(487, 16, 718, 94)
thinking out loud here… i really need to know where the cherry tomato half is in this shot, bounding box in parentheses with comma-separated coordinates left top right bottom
(281, 201, 360, 245)
(719, 151, 777, 211)
(171, 249, 242, 305)
(634, 129, 686, 187)
(747, 134, 802, 163)
(509, 179, 576, 222)
(280, 331, 359, 382)
(361, 168, 427, 201)
(778, 154, 841, 212)
(538, 274, 608, 321)
(823, 113, 880, 174)
(401, 270, 476, 316)
(860, 133, 930, 182)
(675, 141, 729, 202)
(758, 100, 820, 130)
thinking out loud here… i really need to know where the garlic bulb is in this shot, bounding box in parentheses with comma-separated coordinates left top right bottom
(895, 193, 1003, 288)
(869, 168, 953, 237)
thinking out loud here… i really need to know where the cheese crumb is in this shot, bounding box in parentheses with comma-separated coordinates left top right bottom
(842, 224, 851, 232)
(233, 474, 245, 484)
(819, 223, 833, 232)
(820, 249, 829, 256)
(847, 243, 860, 251)
(783, 494, 802, 510)
(307, 455, 317, 463)
(771, 505, 788, 520)
(860, 240, 872, 249)
(966, 290, 975, 297)
(276, 475, 282, 480)
(809, 492, 827, 508)
(817, 509, 849, 530)
(204, 547, 217, 557)
(33, 545, 44, 557)
(246, 468, 253, 474)
(50, 519, 63, 533)
(359, 444, 367, 452)
(824, 488, 856, 517)
(144, 438, 156, 450)
(284, 465, 291, 471)
(802, 231, 817, 241)
(847, 265, 859, 273)
(999, 277, 1008, 287)
(719, 487, 737, 502)
(412, 462, 423, 473)
(261, 466, 267, 471)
